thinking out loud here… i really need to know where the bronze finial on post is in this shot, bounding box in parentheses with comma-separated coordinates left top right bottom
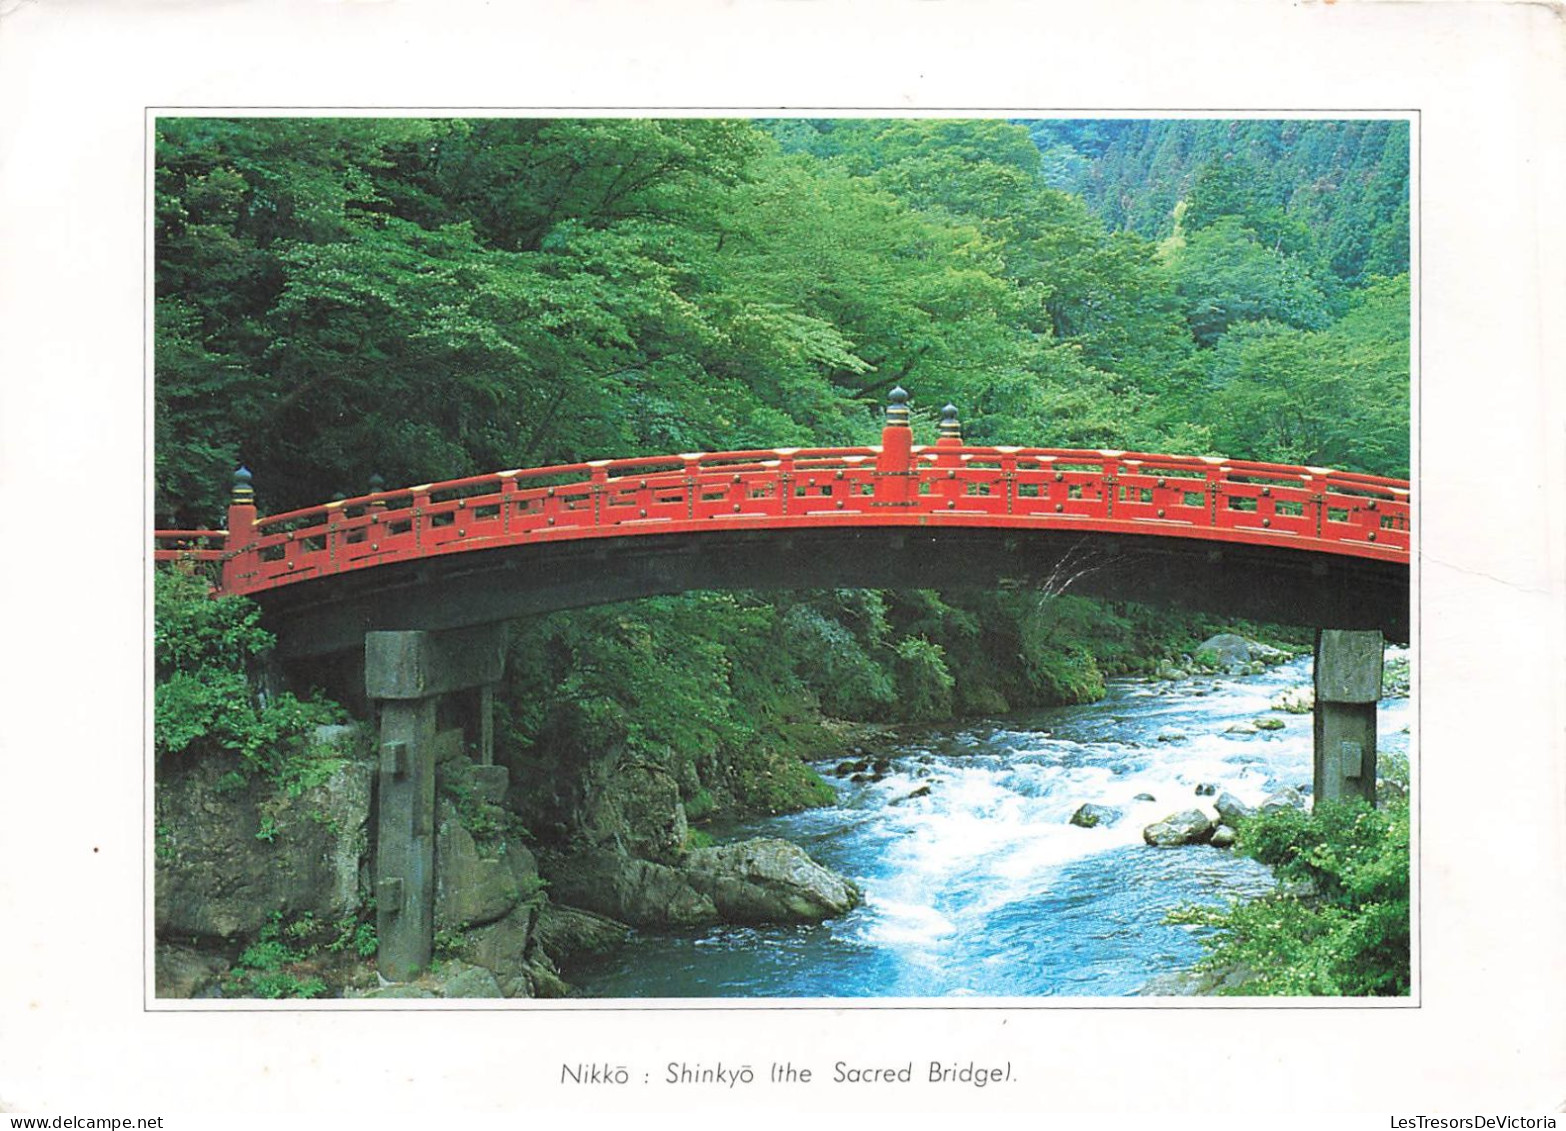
(875, 386, 915, 503)
(231, 465, 255, 506)
(885, 385, 911, 429)
(223, 466, 257, 592)
(938, 403, 962, 444)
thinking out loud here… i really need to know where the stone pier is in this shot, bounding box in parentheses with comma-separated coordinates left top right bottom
(365, 624, 508, 981)
(1313, 629, 1384, 807)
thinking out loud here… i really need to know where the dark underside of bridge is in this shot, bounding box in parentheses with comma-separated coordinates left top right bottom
(260, 527, 1410, 661)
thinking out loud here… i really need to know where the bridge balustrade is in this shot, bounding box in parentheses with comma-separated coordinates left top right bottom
(154, 395, 1409, 599)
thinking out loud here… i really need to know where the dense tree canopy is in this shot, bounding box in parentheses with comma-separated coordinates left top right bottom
(156, 116, 1408, 526)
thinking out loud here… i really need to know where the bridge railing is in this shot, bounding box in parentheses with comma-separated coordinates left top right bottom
(166, 417, 1409, 599)
(152, 529, 228, 563)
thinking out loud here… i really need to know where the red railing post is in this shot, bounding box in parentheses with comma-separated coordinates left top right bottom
(778, 451, 795, 516)
(589, 464, 609, 528)
(874, 386, 914, 506)
(934, 402, 964, 510)
(221, 466, 257, 593)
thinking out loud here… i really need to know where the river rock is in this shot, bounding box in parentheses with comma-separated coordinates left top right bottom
(1194, 782, 1218, 797)
(1250, 641, 1293, 665)
(155, 756, 372, 941)
(461, 905, 537, 985)
(1209, 825, 1238, 849)
(435, 798, 521, 930)
(351, 983, 438, 999)
(577, 761, 689, 865)
(1225, 721, 1259, 736)
(1258, 787, 1306, 814)
(526, 963, 575, 999)
(438, 961, 504, 999)
(1214, 791, 1255, 826)
(1069, 803, 1122, 829)
(1155, 728, 1189, 744)
(1253, 716, 1287, 731)
(683, 838, 863, 924)
(1142, 810, 1214, 847)
(154, 944, 229, 999)
(1271, 687, 1315, 714)
(532, 904, 632, 966)
(1133, 792, 1157, 802)
(893, 784, 932, 804)
(1195, 634, 1253, 670)
(539, 847, 717, 928)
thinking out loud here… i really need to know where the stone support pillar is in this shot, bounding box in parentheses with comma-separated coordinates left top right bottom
(374, 695, 437, 981)
(1313, 629, 1384, 807)
(365, 625, 507, 981)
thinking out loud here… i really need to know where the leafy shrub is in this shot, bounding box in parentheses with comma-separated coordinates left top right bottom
(223, 912, 336, 999)
(781, 602, 895, 718)
(890, 636, 955, 721)
(155, 568, 345, 785)
(1169, 799, 1410, 995)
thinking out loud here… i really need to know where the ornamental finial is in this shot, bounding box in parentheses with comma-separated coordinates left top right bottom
(231, 466, 254, 506)
(885, 386, 911, 429)
(939, 403, 962, 441)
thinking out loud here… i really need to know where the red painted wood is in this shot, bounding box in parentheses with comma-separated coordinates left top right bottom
(164, 442, 1410, 598)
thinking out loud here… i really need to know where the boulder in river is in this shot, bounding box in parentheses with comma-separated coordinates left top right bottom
(1225, 721, 1259, 736)
(539, 847, 718, 928)
(1209, 825, 1238, 849)
(1194, 782, 1219, 797)
(1258, 787, 1306, 814)
(1155, 728, 1189, 743)
(1142, 810, 1215, 847)
(1069, 803, 1122, 829)
(1214, 791, 1256, 826)
(683, 838, 863, 924)
(1270, 686, 1315, 714)
(1133, 792, 1158, 802)
(1197, 633, 1293, 671)
(1194, 634, 1252, 671)
(1253, 716, 1287, 731)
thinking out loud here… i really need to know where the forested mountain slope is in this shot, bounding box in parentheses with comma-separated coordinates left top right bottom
(156, 117, 1410, 797)
(157, 117, 1408, 527)
(1022, 118, 1410, 289)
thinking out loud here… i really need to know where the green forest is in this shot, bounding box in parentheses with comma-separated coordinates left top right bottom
(156, 113, 1410, 779)
(155, 118, 1411, 995)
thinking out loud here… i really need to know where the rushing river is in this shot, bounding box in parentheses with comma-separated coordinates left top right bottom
(568, 651, 1411, 999)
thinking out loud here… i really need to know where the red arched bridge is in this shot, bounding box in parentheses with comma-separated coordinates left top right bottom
(156, 395, 1411, 657)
